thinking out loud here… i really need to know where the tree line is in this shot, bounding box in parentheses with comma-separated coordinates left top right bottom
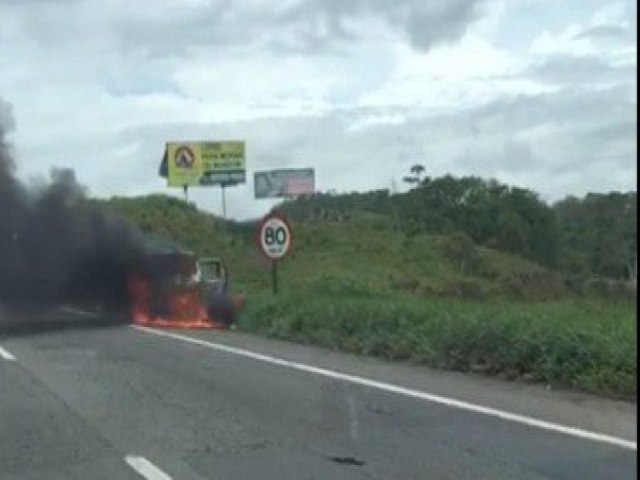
(282, 175, 637, 281)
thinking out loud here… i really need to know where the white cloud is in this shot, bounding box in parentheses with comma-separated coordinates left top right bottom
(359, 31, 542, 113)
(530, 1, 636, 61)
(0, 0, 635, 220)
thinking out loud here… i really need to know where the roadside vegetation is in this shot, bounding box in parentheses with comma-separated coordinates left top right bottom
(240, 293, 636, 399)
(101, 175, 637, 400)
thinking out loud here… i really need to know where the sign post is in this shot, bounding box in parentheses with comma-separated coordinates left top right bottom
(257, 212, 293, 296)
(271, 260, 278, 296)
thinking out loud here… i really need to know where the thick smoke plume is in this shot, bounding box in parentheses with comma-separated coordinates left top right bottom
(0, 123, 148, 316)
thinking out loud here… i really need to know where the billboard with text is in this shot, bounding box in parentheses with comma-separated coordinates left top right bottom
(162, 141, 245, 187)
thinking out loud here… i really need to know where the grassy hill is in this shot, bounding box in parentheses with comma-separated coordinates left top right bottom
(99, 194, 637, 399)
(102, 194, 564, 299)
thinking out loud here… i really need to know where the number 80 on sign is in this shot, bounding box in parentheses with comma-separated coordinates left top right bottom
(258, 214, 292, 259)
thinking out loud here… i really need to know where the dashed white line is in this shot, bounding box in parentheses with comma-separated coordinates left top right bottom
(133, 325, 637, 451)
(125, 455, 172, 480)
(0, 346, 16, 361)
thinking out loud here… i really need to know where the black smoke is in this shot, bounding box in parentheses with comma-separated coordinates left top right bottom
(0, 122, 149, 317)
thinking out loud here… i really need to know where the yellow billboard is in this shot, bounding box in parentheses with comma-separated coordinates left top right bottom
(166, 141, 245, 187)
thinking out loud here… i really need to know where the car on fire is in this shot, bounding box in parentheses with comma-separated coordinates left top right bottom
(128, 246, 243, 329)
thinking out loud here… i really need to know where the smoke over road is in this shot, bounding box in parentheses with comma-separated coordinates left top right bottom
(0, 111, 148, 318)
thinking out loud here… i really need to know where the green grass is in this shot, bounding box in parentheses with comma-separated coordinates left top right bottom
(221, 218, 563, 299)
(239, 293, 637, 400)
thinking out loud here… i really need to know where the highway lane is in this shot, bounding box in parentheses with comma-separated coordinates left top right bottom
(0, 320, 636, 479)
(0, 344, 139, 479)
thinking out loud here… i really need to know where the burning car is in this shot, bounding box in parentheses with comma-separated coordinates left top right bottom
(127, 247, 243, 329)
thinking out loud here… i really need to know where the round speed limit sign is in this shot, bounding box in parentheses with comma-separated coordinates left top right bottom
(258, 212, 292, 260)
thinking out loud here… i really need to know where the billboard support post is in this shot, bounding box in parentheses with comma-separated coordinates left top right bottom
(221, 184, 227, 219)
(219, 181, 238, 219)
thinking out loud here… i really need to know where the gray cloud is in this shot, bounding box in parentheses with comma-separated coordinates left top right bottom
(448, 86, 635, 182)
(401, 0, 486, 51)
(112, 0, 252, 58)
(3, 0, 487, 60)
(574, 24, 630, 40)
(1, 0, 258, 61)
(463, 84, 635, 133)
(276, 0, 487, 53)
(527, 54, 636, 86)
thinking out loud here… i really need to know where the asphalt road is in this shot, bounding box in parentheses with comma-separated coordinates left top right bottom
(0, 311, 636, 479)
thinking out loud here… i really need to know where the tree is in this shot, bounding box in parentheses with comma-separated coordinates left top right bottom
(496, 211, 529, 256)
(410, 164, 425, 181)
(402, 176, 419, 185)
(554, 192, 637, 279)
(403, 164, 426, 187)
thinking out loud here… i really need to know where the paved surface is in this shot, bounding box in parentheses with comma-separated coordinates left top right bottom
(0, 312, 636, 479)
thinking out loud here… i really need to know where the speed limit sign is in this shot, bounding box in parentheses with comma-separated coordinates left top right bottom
(258, 212, 292, 260)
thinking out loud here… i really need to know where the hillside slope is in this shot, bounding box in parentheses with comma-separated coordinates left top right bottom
(101, 194, 571, 300)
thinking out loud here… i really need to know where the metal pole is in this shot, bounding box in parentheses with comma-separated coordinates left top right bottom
(183, 185, 189, 202)
(221, 184, 227, 219)
(271, 260, 278, 296)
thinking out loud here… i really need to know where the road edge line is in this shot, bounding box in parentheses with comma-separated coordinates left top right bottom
(132, 325, 637, 451)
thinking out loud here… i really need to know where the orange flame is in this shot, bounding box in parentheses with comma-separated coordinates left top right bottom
(127, 275, 225, 329)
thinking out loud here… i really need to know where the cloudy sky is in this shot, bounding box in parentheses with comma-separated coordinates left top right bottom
(0, 0, 636, 219)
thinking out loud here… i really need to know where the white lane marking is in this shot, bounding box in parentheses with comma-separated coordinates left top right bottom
(133, 325, 637, 451)
(0, 346, 16, 361)
(125, 456, 172, 480)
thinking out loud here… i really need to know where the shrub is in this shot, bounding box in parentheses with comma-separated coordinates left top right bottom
(443, 232, 478, 274)
(436, 279, 486, 300)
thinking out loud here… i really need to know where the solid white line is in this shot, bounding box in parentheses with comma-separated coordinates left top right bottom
(125, 455, 172, 480)
(0, 346, 16, 361)
(132, 325, 637, 451)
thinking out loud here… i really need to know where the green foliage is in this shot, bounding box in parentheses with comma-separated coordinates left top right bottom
(282, 176, 637, 280)
(435, 278, 487, 300)
(307, 274, 376, 297)
(443, 231, 478, 274)
(554, 192, 637, 280)
(100, 194, 229, 257)
(283, 176, 562, 268)
(241, 294, 637, 399)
